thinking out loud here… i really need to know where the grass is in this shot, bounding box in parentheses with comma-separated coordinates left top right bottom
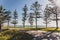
(40, 27, 60, 32)
(1, 27, 60, 40)
(0, 30, 33, 40)
(2, 26, 60, 32)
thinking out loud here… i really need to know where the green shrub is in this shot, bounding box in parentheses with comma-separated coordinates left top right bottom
(0, 37, 4, 40)
(9, 33, 34, 40)
(1, 30, 34, 40)
(1, 30, 19, 36)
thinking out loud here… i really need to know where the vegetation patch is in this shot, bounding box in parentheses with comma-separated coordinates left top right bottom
(0, 30, 34, 40)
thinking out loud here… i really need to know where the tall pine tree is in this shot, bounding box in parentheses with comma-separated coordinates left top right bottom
(0, 5, 11, 32)
(30, 1, 42, 30)
(22, 4, 28, 28)
(12, 9, 18, 27)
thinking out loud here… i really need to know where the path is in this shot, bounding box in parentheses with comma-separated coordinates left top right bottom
(26, 30, 60, 40)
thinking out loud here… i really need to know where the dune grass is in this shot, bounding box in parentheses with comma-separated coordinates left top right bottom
(2, 26, 60, 32)
(1, 27, 60, 40)
(0, 30, 34, 40)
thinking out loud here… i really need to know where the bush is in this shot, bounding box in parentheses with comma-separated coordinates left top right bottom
(2, 30, 17, 36)
(9, 33, 34, 40)
(1, 30, 34, 40)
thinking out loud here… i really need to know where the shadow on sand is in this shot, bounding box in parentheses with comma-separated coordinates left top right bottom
(33, 28, 60, 40)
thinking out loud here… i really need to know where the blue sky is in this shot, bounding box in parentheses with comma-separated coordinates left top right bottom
(0, 0, 60, 27)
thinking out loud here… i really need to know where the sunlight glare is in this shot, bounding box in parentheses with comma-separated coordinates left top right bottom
(55, 0, 60, 7)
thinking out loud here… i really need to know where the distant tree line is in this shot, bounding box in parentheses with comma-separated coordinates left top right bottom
(0, 0, 60, 32)
(22, 1, 60, 29)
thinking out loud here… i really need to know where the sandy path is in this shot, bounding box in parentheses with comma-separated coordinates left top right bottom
(26, 30, 60, 40)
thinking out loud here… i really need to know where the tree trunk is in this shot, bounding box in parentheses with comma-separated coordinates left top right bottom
(30, 24, 31, 27)
(14, 19, 16, 28)
(7, 20, 9, 29)
(23, 21, 25, 28)
(0, 24, 1, 32)
(30, 24, 33, 27)
(36, 18, 37, 30)
(36, 13, 37, 30)
(46, 19, 47, 28)
(46, 23, 47, 28)
(14, 24, 16, 28)
(56, 14, 58, 29)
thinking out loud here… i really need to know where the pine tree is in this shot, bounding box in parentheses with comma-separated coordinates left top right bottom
(48, 0, 60, 29)
(22, 4, 28, 28)
(30, 1, 42, 30)
(28, 13, 34, 27)
(0, 5, 11, 32)
(6, 10, 11, 29)
(12, 9, 18, 27)
(43, 5, 51, 28)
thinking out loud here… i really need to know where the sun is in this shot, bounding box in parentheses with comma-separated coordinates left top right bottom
(49, 0, 60, 7)
(55, 0, 60, 7)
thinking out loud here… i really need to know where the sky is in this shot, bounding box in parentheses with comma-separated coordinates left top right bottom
(0, 0, 60, 27)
